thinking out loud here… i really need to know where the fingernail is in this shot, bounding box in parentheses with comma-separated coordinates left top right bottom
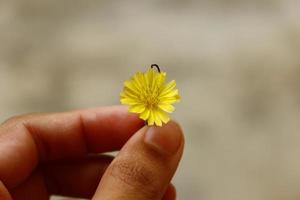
(144, 121, 182, 155)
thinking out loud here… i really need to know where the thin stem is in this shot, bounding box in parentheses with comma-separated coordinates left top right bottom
(151, 64, 161, 73)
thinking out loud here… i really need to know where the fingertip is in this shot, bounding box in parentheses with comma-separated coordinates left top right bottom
(162, 184, 177, 200)
(144, 120, 184, 156)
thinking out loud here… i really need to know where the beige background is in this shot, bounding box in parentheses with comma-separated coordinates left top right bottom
(1, 0, 300, 199)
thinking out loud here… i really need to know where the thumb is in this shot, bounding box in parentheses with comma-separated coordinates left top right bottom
(93, 121, 184, 200)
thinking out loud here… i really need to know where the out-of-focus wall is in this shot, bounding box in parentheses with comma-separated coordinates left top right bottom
(1, 1, 300, 199)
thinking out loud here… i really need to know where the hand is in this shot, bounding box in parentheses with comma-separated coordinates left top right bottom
(0, 106, 184, 200)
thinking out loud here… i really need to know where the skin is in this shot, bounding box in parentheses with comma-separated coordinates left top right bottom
(0, 106, 184, 200)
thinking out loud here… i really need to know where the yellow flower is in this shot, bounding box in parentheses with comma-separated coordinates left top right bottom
(120, 67, 180, 126)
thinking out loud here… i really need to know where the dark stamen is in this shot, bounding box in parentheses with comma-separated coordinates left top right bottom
(151, 64, 161, 73)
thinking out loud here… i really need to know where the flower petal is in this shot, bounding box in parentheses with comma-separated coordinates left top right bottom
(120, 97, 138, 105)
(160, 89, 179, 99)
(131, 72, 144, 91)
(159, 95, 181, 104)
(158, 104, 175, 113)
(154, 113, 163, 126)
(149, 69, 158, 91)
(159, 80, 176, 96)
(147, 110, 155, 126)
(156, 109, 170, 124)
(129, 104, 146, 114)
(124, 80, 141, 95)
(155, 72, 166, 89)
(120, 90, 139, 101)
(140, 109, 150, 120)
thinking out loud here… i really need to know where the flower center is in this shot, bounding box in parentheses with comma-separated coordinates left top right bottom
(140, 86, 160, 109)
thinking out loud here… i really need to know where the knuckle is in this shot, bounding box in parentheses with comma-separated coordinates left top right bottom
(108, 159, 159, 198)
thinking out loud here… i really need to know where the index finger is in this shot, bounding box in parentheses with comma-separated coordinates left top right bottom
(0, 105, 144, 188)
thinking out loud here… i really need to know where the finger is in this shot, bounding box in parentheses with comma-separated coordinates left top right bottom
(0, 106, 143, 188)
(162, 184, 176, 200)
(93, 121, 184, 200)
(43, 155, 113, 198)
(10, 171, 49, 200)
(10, 155, 113, 200)
(0, 181, 12, 200)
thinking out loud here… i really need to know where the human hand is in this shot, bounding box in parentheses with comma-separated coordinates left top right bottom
(0, 106, 184, 200)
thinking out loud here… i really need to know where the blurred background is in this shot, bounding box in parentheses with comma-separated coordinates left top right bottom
(1, 0, 300, 199)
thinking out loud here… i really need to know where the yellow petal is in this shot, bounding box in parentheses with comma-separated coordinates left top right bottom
(158, 104, 175, 113)
(155, 72, 166, 89)
(159, 95, 181, 104)
(131, 72, 144, 91)
(147, 110, 155, 126)
(129, 104, 146, 113)
(157, 110, 170, 124)
(137, 72, 146, 89)
(159, 89, 179, 98)
(159, 80, 176, 96)
(151, 109, 162, 126)
(120, 97, 138, 105)
(124, 80, 141, 95)
(140, 109, 150, 120)
(121, 90, 139, 100)
(144, 70, 150, 88)
(146, 69, 156, 90)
